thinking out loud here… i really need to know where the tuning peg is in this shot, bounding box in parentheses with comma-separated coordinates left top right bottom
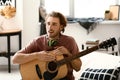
(99, 37, 117, 49)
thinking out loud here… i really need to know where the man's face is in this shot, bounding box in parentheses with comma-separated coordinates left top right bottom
(46, 17, 63, 39)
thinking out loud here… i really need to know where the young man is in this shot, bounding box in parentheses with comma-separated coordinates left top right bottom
(12, 11, 82, 80)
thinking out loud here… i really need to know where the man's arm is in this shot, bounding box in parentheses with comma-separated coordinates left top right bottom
(12, 52, 38, 64)
(56, 46, 82, 71)
(71, 58, 82, 71)
(12, 51, 56, 64)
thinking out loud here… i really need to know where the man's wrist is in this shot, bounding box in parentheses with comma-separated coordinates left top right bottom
(33, 52, 38, 59)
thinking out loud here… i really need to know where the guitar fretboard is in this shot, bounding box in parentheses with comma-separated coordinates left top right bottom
(57, 46, 99, 66)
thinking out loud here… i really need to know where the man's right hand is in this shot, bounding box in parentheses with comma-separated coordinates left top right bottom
(36, 51, 56, 61)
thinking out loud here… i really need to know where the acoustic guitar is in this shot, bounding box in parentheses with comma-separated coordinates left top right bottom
(20, 37, 117, 80)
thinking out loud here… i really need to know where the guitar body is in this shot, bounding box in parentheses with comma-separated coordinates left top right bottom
(20, 54, 68, 80)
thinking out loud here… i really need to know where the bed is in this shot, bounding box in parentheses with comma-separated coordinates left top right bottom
(74, 51, 120, 80)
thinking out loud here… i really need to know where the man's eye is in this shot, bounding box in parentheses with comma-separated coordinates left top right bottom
(53, 23, 57, 26)
(46, 22, 50, 26)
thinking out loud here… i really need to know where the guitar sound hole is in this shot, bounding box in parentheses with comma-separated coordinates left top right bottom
(48, 61, 57, 72)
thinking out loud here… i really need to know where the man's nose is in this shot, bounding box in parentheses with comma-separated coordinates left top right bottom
(48, 25, 53, 29)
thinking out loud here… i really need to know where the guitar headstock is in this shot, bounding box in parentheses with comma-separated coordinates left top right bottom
(99, 37, 117, 49)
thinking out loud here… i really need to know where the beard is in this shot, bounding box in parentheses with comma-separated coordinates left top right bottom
(47, 30, 60, 39)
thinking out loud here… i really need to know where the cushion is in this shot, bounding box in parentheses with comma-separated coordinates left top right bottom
(79, 67, 120, 80)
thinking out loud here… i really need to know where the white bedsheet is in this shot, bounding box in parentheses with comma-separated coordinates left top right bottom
(74, 51, 120, 80)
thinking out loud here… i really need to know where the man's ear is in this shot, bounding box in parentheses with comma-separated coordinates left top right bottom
(60, 25, 64, 31)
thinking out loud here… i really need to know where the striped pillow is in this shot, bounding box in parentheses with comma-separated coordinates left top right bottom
(79, 67, 120, 80)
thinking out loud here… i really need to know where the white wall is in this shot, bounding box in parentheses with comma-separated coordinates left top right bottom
(64, 23, 120, 51)
(22, 0, 40, 47)
(0, 0, 120, 65)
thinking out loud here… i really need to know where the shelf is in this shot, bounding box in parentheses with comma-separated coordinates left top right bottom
(0, 52, 15, 57)
(100, 20, 120, 24)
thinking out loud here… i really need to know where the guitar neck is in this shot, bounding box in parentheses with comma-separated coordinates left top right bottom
(57, 45, 99, 66)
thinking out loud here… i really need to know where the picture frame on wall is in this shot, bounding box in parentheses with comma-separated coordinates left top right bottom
(0, 0, 16, 9)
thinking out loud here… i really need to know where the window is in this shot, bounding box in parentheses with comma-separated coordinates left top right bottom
(44, 0, 70, 17)
(41, 0, 119, 18)
(74, 0, 116, 18)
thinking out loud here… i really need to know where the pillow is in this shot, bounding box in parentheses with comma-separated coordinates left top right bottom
(79, 67, 120, 80)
